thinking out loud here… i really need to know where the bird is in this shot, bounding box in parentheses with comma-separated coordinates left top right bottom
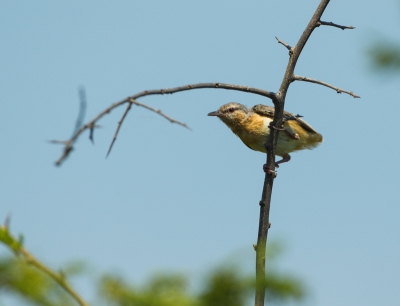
(208, 102, 322, 168)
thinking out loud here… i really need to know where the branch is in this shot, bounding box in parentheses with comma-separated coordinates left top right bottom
(106, 98, 191, 157)
(318, 20, 355, 30)
(0, 222, 89, 306)
(292, 74, 360, 98)
(255, 1, 333, 305)
(53, 83, 275, 166)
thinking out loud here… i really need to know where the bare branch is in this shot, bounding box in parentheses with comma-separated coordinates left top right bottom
(293, 74, 360, 98)
(275, 36, 292, 52)
(0, 225, 89, 306)
(318, 20, 355, 30)
(53, 83, 275, 166)
(255, 1, 333, 305)
(106, 103, 132, 158)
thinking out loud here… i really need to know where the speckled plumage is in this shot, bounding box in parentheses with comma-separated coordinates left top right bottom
(208, 102, 322, 164)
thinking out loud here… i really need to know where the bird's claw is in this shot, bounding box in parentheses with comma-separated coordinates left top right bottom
(263, 164, 277, 177)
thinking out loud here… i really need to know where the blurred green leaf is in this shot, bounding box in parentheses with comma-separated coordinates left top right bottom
(369, 44, 400, 71)
(0, 257, 76, 306)
(99, 273, 195, 306)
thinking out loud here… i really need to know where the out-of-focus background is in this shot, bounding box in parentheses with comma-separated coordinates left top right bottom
(1, 1, 400, 305)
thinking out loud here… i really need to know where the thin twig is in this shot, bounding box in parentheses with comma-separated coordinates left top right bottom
(318, 20, 355, 30)
(293, 74, 360, 98)
(0, 225, 89, 306)
(106, 99, 191, 157)
(275, 36, 292, 52)
(73, 87, 87, 136)
(53, 83, 275, 166)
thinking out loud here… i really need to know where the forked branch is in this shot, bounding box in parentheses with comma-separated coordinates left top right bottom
(254, 1, 353, 305)
(53, 83, 275, 166)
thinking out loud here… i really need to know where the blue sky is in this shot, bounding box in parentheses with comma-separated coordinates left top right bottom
(1, 1, 400, 305)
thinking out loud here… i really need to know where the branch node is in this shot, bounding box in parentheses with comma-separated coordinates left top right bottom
(268, 123, 285, 131)
(259, 201, 265, 207)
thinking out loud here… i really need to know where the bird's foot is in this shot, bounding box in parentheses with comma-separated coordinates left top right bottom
(263, 164, 277, 177)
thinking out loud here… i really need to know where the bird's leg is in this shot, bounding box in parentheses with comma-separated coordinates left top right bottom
(274, 154, 291, 168)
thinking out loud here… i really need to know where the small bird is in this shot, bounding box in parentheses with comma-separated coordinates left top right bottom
(208, 102, 322, 167)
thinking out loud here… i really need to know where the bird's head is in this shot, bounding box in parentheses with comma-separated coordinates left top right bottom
(207, 102, 248, 126)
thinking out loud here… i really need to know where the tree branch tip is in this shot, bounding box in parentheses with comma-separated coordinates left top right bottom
(48, 140, 67, 145)
(3, 214, 12, 229)
(319, 20, 356, 30)
(275, 36, 292, 51)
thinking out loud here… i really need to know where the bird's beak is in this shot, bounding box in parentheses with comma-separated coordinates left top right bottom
(207, 110, 223, 117)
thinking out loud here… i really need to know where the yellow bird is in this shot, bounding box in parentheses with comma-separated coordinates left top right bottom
(208, 102, 323, 167)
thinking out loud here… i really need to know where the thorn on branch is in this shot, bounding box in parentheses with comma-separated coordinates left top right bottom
(318, 20, 355, 30)
(275, 36, 293, 54)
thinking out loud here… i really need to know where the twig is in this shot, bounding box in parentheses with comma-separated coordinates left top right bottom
(53, 83, 275, 166)
(106, 98, 192, 157)
(293, 74, 360, 98)
(275, 36, 292, 52)
(255, 1, 334, 305)
(73, 87, 87, 136)
(0, 224, 89, 306)
(318, 20, 355, 30)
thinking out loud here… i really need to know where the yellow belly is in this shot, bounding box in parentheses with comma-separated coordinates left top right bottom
(230, 115, 323, 157)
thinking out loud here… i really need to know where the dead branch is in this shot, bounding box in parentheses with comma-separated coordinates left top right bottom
(53, 83, 275, 166)
(293, 74, 360, 98)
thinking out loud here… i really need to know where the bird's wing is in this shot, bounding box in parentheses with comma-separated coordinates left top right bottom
(251, 104, 318, 134)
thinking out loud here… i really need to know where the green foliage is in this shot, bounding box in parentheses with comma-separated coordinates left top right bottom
(0, 254, 305, 306)
(199, 268, 249, 306)
(99, 273, 195, 306)
(1, 233, 305, 306)
(0, 258, 76, 306)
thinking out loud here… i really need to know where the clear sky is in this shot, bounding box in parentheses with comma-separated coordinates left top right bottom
(1, 1, 400, 305)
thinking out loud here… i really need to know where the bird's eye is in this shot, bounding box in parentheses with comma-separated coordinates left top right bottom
(228, 107, 235, 113)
